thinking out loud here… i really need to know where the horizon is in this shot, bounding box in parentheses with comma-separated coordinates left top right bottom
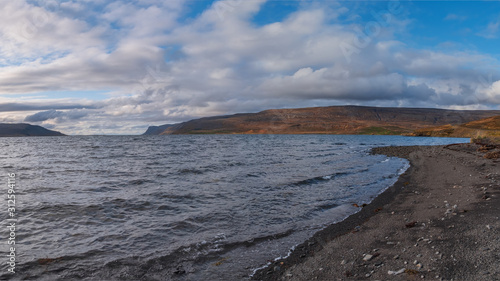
(8, 103, 500, 136)
(1, 1, 500, 135)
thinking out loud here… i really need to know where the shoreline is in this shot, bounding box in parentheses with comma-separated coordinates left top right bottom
(252, 143, 500, 280)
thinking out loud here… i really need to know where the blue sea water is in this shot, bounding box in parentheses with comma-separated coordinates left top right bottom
(0, 135, 468, 280)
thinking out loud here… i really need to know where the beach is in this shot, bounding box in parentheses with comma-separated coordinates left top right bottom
(253, 143, 500, 280)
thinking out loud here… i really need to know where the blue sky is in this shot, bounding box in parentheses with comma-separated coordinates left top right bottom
(0, 0, 499, 135)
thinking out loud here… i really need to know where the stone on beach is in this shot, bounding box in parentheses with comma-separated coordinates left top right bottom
(388, 268, 406, 275)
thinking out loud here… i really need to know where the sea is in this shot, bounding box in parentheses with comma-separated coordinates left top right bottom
(0, 135, 469, 280)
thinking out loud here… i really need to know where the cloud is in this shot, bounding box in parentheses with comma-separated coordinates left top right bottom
(24, 110, 64, 122)
(478, 17, 500, 39)
(24, 109, 89, 122)
(0, 102, 97, 112)
(444, 14, 467, 21)
(0, 0, 499, 135)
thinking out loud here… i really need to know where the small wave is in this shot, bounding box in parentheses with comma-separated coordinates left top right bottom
(177, 168, 205, 175)
(128, 179, 155, 185)
(251, 244, 297, 277)
(86, 186, 120, 193)
(315, 202, 339, 210)
(291, 172, 348, 187)
(23, 249, 107, 268)
(83, 145, 101, 149)
(313, 152, 339, 158)
(23, 187, 61, 194)
(157, 205, 176, 211)
(153, 192, 197, 201)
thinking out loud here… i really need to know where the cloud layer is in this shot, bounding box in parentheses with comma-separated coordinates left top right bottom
(0, 0, 499, 134)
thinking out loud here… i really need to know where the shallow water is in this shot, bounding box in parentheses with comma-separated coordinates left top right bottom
(0, 135, 468, 280)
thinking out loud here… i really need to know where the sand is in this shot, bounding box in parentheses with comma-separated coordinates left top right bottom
(252, 143, 500, 281)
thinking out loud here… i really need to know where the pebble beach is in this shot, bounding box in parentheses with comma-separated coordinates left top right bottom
(253, 143, 500, 280)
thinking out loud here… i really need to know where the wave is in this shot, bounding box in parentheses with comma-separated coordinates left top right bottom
(291, 172, 348, 187)
(177, 168, 206, 175)
(90, 228, 297, 280)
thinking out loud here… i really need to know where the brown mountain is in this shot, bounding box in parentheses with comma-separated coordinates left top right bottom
(0, 123, 65, 137)
(412, 115, 500, 138)
(143, 105, 500, 135)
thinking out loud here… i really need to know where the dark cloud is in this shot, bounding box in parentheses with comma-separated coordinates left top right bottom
(0, 103, 96, 112)
(24, 109, 89, 122)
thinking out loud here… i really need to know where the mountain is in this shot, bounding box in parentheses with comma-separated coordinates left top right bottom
(0, 123, 65, 137)
(142, 124, 178, 135)
(143, 105, 500, 135)
(412, 115, 500, 138)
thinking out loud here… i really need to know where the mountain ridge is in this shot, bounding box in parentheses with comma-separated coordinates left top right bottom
(143, 105, 500, 136)
(0, 123, 65, 137)
(412, 115, 500, 138)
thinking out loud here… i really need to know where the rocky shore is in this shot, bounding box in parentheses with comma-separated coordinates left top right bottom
(253, 143, 500, 280)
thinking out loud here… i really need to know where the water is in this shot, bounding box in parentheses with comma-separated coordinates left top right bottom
(0, 135, 468, 280)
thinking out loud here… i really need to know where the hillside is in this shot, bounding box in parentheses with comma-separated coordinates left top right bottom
(143, 106, 500, 135)
(0, 123, 65, 137)
(412, 115, 500, 138)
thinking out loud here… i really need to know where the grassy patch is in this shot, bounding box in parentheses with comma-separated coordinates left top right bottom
(357, 126, 404, 135)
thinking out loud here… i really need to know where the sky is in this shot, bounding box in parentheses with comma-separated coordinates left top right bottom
(0, 0, 500, 135)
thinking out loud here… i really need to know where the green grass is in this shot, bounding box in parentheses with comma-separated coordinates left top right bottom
(357, 126, 405, 135)
(183, 130, 240, 134)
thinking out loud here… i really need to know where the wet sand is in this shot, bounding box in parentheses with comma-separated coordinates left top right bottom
(253, 143, 500, 280)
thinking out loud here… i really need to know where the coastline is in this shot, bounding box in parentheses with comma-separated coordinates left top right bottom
(252, 143, 500, 280)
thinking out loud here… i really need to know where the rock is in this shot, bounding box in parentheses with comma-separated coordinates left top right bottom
(363, 254, 374, 261)
(406, 221, 418, 228)
(174, 266, 186, 275)
(388, 268, 406, 275)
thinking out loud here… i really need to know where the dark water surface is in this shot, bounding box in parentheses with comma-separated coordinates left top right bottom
(0, 135, 468, 280)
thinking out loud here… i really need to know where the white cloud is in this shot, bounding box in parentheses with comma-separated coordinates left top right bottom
(483, 80, 500, 103)
(444, 14, 467, 21)
(478, 17, 500, 39)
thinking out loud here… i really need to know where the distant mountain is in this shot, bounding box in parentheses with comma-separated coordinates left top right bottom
(412, 115, 500, 138)
(142, 124, 178, 135)
(0, 123, 65, 137)
(143, 105, 500, 136)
